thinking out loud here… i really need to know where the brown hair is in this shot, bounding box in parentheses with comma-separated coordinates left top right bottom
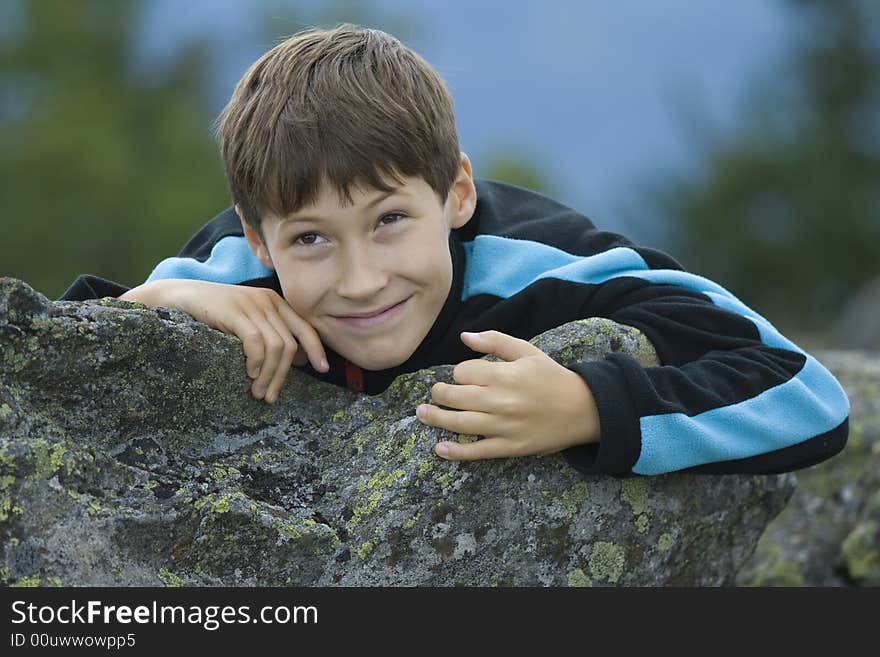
(214, 23, 462, 235)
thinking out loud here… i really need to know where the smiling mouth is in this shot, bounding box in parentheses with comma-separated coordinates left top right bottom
(334, 297, 410, 319)
(331, 297, 411, 329)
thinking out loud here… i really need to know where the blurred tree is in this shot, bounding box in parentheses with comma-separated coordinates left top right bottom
(479, 144, 556, 198)
(0, 0, 229, 298)
(650, 0, 880, 338)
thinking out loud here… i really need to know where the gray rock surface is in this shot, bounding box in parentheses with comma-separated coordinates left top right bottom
(833, 277, 880, 350)
(737, 351, 880, 586)
(0, 277, 794, 586)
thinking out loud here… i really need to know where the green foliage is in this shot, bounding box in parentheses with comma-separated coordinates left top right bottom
(480, 145, 556, 197)
(0, 0, 229, 299)
(651, 0, 880, 337)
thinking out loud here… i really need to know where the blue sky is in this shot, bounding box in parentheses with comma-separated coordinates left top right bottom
(137, 0, 797, 240)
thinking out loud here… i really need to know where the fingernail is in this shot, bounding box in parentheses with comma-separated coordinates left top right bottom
(251, 367, 260, 378)
(254, 384, 265, 398)
(321, 358, 329, 371)
(461, 332, 480, 341)
(416, 404, 427, 419)
(435, 443, 449, 457)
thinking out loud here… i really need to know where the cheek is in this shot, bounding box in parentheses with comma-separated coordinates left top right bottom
(275, 268, 322, 316)
(399, 231, 452, 281)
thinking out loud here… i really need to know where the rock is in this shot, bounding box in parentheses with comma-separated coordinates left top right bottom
(833, 277, 880, 350)
(737, 350, 880, 586)
(0, 277, 794, 586)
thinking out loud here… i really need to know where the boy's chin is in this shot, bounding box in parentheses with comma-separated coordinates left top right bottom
(343, 348, 415, 372)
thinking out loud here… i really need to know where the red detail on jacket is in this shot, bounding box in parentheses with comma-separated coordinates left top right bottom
(344, 359, 364, 393)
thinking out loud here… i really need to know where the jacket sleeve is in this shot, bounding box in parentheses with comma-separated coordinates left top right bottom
(460, 220, 849, 477)
(556, 238, 850, 477)
(59, 275, 131, 301)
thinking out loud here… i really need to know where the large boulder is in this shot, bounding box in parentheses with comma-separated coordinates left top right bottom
(0, 277, 794, 586)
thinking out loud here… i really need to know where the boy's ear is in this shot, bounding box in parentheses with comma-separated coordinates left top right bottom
(235, 204, 274, 271)
(447, 152, 477, 230)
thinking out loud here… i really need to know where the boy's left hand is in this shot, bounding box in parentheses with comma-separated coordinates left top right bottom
(416, 331, 601, 461)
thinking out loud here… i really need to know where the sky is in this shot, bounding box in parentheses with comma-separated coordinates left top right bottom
(136, 0, 797, 240)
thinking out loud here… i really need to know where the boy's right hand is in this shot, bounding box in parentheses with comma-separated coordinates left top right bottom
(121, 279, 329, 403)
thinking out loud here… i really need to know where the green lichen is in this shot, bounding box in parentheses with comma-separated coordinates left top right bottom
(842, 520, 880, 582)
(355, 540, 375, 560)
(588, 542, 625, 584)
(417, 458, 433, 479)
(0, 444, 14, 469)
(212, 495, 231, 514)
(332, 409, 346, 422)
(2, 345, 28, 374)
(561, 481, 589, 521)
(0, 403, 13, 422)
(657, 532, 675, 552)
(620, 478, 648, 516)
(0, 474, 14, 491)
(0, 495, 13, 521)
(635, 514, 649, 534)
(402, 513, 419, 530)
(87, 498, 102, 517)
(272, 521, 302, 541)
(567, 568, 593, 587)
(401, 432, 418, 460)
(434, 471, 456, 490)
(456, 434, 479, 444)
(157, 567, 186, 587)
(31, 440, 66, 479)
(194, 492, 242, 516)
(347, 469, 405, 531)
(10, 575, 41, 587)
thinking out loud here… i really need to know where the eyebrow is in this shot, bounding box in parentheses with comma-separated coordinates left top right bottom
(281, 188, 405, 225)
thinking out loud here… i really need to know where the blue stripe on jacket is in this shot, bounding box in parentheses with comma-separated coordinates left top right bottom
(461, 234, 849, 475)
(145, 235, 273, 285)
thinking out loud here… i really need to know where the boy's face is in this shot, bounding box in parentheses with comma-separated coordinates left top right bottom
(239, 153, 476, 371)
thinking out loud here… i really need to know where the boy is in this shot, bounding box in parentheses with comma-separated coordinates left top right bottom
(62, 24, 849, 477)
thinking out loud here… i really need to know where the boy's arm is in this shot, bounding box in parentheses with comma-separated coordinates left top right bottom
(60, 274, 131, 301)
(423, 229, 849, 477)
(561, 276, 849, 476)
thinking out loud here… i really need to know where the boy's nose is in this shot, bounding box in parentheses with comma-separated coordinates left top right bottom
(336, 249, 389, 300)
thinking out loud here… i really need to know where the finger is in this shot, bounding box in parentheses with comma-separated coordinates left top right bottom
(451, 358, 499, 386)
(460, 330, 540, 362)
(261, 310, 298, 403)
(228, 311, 267, 382)
(430, 381, 495, 412)
(434, 436, 514, 461)
(276, 301, 329, 372)
(416, 404, 496, 436)
(245, 315, 287, 400)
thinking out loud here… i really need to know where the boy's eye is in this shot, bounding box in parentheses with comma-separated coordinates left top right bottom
(292, 213, 405, 247)
(379, 212, 406, 226)
(293, 232, 325, 246)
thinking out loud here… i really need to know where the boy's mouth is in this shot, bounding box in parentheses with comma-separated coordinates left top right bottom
(331, 297, 411, 329)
